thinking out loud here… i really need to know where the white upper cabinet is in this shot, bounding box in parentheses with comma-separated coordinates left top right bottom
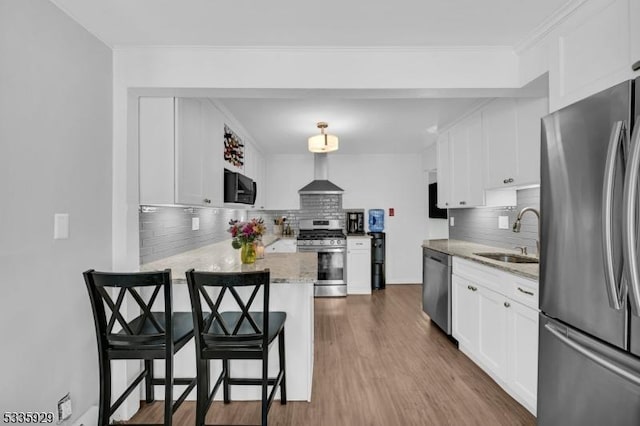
(139, 97, 262, 208)
(449, 113, 484, 208)
(632, 0, 640, 77)
(139, 97, 175, 205)
(436, 132, 451, 209)
(175, 98, 223, 207)
(241, 140, 266, 209)
(483, 97, 548, 189)
(551, 0, 634, 110)
(483, 99, 517, 188)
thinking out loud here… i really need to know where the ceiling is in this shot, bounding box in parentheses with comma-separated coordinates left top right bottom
(51, 0, 569, 48)
(216, 97, 485, 155)
(51, 0, 564, 155)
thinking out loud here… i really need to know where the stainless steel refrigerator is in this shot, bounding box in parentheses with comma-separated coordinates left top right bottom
(538, 77, 640, 424)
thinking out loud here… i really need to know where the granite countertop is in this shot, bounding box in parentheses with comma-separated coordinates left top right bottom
(422, 239, 539, 280)
(141, 235, 316, 284)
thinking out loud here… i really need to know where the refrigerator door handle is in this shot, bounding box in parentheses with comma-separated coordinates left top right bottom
(623, 117, 640, 316)
(602, 121, 626, 310)
(545, 322, 640, 387)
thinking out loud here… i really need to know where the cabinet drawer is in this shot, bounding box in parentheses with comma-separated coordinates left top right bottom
(347, 237, 370, 250)
(510, 276, 538, 310)
(453, 257, 506, 295)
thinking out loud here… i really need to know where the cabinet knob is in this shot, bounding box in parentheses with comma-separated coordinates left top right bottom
(459, 201, 466, 205)
(504, 301, 511, 308)
(203, 198, 211, 204)
(467, 285, 477, 292)
(445, 202, 449, 206)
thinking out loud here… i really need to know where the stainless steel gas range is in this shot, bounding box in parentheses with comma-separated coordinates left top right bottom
(297, 219, 347, 297)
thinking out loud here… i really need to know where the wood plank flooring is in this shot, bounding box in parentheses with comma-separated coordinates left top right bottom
(127, 285, 535, 425)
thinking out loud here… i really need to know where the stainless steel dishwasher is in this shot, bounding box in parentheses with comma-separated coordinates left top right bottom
(422, 247, 452, 335)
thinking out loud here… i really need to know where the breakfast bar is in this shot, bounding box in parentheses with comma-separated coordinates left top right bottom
(140, 236, 316, 402)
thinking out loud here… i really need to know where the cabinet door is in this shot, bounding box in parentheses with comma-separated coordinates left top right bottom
(449, 123, 469, 207)
(450, 113, 484, 207)
(552, 0, 631, 110)
(347, 248, 372, 295)
(452, 274, 479, 351)
(201, 99, 223, 207)
(632, 0, 640, 77)
(436, 132, 451, 209)
(483, 99, 518, 189)
(508, 301, 539, 414)
(175, 98, 208, 206)
(466, 113, 485, 206)
(515, 98, 547, 186)
(477, 286, 509, 381)
(139, 97, 175, 205)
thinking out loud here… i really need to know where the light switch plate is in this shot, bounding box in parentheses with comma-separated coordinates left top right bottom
(54, 214, 69, 239)
(449, 217, 455, 227)
(192, 217, 200, 231)
(498, 216, 509, 230)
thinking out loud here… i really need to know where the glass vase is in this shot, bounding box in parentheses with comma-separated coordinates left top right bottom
(240, 241, 257, 264)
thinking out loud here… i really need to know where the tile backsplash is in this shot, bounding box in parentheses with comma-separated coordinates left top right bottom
(448, 188, 540, 255)
(140, 193, 347, 264)
(139, 206, 247, 264)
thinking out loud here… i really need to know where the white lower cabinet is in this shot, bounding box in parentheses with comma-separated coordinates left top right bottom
(477, 285, 509, 382)
(452, 258, 538, 415)
(452, 275, 479, 350)
(347, 237, 372, 295)
(507, 300, 539, 411)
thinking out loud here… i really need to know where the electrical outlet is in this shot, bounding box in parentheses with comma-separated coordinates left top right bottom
(449, 217, 455, 227)
(192, 217, 200, 231)
(58, 393, 72, 423)
(498, 216, 509, 229)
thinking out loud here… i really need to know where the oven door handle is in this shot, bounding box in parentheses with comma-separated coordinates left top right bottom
(298, 247, 346, 253)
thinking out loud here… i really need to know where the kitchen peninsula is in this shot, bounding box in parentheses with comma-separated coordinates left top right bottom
(140, 236, 316, 402)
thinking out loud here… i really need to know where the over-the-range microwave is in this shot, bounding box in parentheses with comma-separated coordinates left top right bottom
(224, 169, 257, 205)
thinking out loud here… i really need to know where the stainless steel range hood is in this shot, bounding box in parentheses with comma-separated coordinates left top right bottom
(298, 153, 344, 195)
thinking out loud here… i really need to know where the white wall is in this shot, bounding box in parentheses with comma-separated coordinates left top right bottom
(333, 154, 425, 283)
(264, 153, 426, 283)
(0, 0, 112, 419)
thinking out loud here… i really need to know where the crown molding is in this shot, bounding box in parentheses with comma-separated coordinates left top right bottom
(113, 44, 514, 54)
(514, 0, 588, 54)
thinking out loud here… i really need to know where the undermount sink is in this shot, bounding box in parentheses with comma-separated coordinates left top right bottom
(474, 252, 539, 264)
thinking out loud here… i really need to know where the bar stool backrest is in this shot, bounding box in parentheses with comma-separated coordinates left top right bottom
(83, 269, 173, 351)
(186, 269, 271, 352)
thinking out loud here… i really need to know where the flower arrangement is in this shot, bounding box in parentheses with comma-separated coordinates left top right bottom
(228, 218, 266, 249)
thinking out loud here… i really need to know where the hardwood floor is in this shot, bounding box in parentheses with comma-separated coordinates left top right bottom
(127, 285, 535, 425)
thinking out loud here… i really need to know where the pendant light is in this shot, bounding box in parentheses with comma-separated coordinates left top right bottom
(308, 122, 339, 153)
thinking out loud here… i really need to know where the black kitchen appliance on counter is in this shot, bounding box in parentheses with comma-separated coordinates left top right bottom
(345, 210, 365, 235)
(369, 232, 385, 290)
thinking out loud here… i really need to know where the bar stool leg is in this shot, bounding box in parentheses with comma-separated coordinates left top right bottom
(261, 352, 269, 426)
(279, 329, 287, 404)
(144, 360, 154, 403)
(98, 355, 111, 426)
(223, 359, 230, 403)
(196, 358, 208, 426)
(164, 358, 173, 426)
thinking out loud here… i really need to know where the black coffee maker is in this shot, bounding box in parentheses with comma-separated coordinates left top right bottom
(345, 210, 365, 235)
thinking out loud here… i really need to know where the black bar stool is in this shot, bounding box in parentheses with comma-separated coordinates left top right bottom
(83, 269, 197, 426)
(185, 268, 287, 426)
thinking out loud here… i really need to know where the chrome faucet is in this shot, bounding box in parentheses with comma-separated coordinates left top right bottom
(512, 207, 541, 256)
